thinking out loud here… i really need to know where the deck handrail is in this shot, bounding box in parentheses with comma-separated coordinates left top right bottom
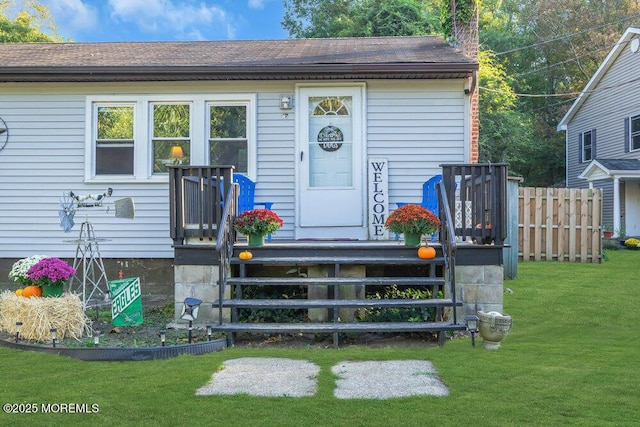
(215, 183, 237, 325)
(437, 181, 458, 325)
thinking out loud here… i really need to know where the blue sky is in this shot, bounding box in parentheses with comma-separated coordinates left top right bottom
(42, 0, 288, 42)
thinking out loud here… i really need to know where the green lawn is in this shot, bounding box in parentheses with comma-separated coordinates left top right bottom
(1, 251, 638, 426)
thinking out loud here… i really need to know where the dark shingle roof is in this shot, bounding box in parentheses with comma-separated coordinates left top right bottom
(0, 37, 477, 82)
(596, 158, 640, 171)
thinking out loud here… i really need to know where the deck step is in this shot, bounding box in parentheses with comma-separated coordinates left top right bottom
(231, 256, 444, 266)
(226, 277, 445, 287)
(215, 298, 462, 309)
(209, 321, 467, 334)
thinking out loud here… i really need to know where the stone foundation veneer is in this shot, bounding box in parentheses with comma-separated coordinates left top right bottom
(454, 265, 504, 320)
(174, 265, 229, 325)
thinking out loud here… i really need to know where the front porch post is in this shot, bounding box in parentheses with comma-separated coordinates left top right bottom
(613, 177, 621, 237)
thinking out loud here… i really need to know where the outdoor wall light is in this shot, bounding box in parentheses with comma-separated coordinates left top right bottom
(160, 330, 166, 347)
(50, 328, 57, 348)
(280, 95, 293, 110)
(93, 330, 100, 347)
(465, 314, 480, 347)
(15, 321, 22, 342)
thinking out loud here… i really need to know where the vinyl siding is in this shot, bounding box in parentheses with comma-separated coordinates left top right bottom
(367, 80, 467, 205)
(0, 79, 468, 258)
(566, 41, 640, 188)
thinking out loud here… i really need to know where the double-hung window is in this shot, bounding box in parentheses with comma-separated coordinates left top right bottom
(630, 115, 640, 151)
(95, 104, 135, 175)
(208, 103, 248, 174)
(151, 103, 191, 174)
(580, 130, 593, 162)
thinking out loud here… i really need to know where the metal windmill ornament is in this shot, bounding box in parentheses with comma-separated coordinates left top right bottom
(59, 188, 135, 309)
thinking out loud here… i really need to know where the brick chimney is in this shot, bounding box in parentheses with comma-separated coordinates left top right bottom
(450, 0, 479, 163)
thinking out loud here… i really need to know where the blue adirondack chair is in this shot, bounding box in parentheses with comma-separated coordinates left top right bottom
(233, 174, 274, 214)
(395, 174, 442, 241)
(233, 174, 275, 240)
(396, 174, 442, 214)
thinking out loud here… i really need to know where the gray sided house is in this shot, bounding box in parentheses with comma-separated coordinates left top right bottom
(559, 27, 640, 238)
(0, 37, 478, 284)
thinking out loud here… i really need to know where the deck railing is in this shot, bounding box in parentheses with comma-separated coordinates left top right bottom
(441, 163, 508, 246)
(169, 165, 236, 245)
(436, 180, 458, 325)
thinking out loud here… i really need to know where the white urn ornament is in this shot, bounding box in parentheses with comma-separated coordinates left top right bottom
(477, 311, 512, 350)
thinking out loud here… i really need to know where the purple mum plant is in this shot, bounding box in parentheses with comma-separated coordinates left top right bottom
(26, 257, 76, 287)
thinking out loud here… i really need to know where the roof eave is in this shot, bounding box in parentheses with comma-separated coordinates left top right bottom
(558, 27, 640, 130)
(0, 63, 478, 83)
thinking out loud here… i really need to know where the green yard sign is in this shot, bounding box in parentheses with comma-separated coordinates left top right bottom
(109, 277, 143, 326)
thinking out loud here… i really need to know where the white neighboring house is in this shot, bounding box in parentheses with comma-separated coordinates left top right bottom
(0, 37, 478, 265)
(558, 27, 640, 238)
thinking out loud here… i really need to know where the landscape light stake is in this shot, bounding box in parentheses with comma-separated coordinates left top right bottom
(93, 330, 100, 347)
(15, 321, 22, 343)
(465, 314, 480, 347)
(50, 328, 57, 348)
(160, 330, 166, 347)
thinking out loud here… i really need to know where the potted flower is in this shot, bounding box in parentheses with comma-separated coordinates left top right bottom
(385, 204, 440, 246)
(26, 257, 76, 297)
(624, 237, 640, 250)
(233, 209, 283, 246)
(8, 255, 48, 287)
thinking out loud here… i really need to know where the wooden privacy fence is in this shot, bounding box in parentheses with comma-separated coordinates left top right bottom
(518, 187, 601, 263)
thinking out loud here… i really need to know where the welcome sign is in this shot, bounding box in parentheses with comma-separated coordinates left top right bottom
(368, 158, 388, 240)
(109, 277, 143, 326)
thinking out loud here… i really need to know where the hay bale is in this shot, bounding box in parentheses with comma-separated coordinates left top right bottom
(0, 291, 92, 341)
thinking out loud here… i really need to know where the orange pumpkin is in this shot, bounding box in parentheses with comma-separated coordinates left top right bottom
(417, 246, 437, 260)
(22, 285, 43, 298)
(238, 250, 253, 260)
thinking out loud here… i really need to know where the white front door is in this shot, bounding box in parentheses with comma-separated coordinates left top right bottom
(625, 180, 640, 236)
(296, 86, 366, 239)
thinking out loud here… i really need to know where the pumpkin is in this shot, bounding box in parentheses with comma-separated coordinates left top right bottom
(22, 285, 43, 298)
(238, 250, 253, 260)
(15, 288, 23, 296)
(417, 246, 437, 260)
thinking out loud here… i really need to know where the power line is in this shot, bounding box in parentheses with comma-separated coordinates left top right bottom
(494, 14, 640, 56)
(480, 74, 640, 99)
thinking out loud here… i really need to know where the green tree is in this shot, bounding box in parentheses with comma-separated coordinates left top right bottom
(478, 50, 534, 177)
(480, 0, 640, 185)
(0, 0, 61, 42)
(282, 0, 438, 38)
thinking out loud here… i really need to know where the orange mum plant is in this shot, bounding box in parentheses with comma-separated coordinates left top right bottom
(384, 204, 440, 236)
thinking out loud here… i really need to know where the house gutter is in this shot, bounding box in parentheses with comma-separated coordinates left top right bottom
(0, 63, 477, 82)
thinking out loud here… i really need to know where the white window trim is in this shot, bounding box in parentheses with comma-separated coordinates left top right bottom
(149, 101, 193, 176)
(84, 94, 257, 183)
(206, 95, 257, 180)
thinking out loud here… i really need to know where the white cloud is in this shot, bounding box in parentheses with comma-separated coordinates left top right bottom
(248, 0, 266, 9)
(47, 0, 99, 33)
(107, 0, 232, 39)
(248, 0, 278, 10)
